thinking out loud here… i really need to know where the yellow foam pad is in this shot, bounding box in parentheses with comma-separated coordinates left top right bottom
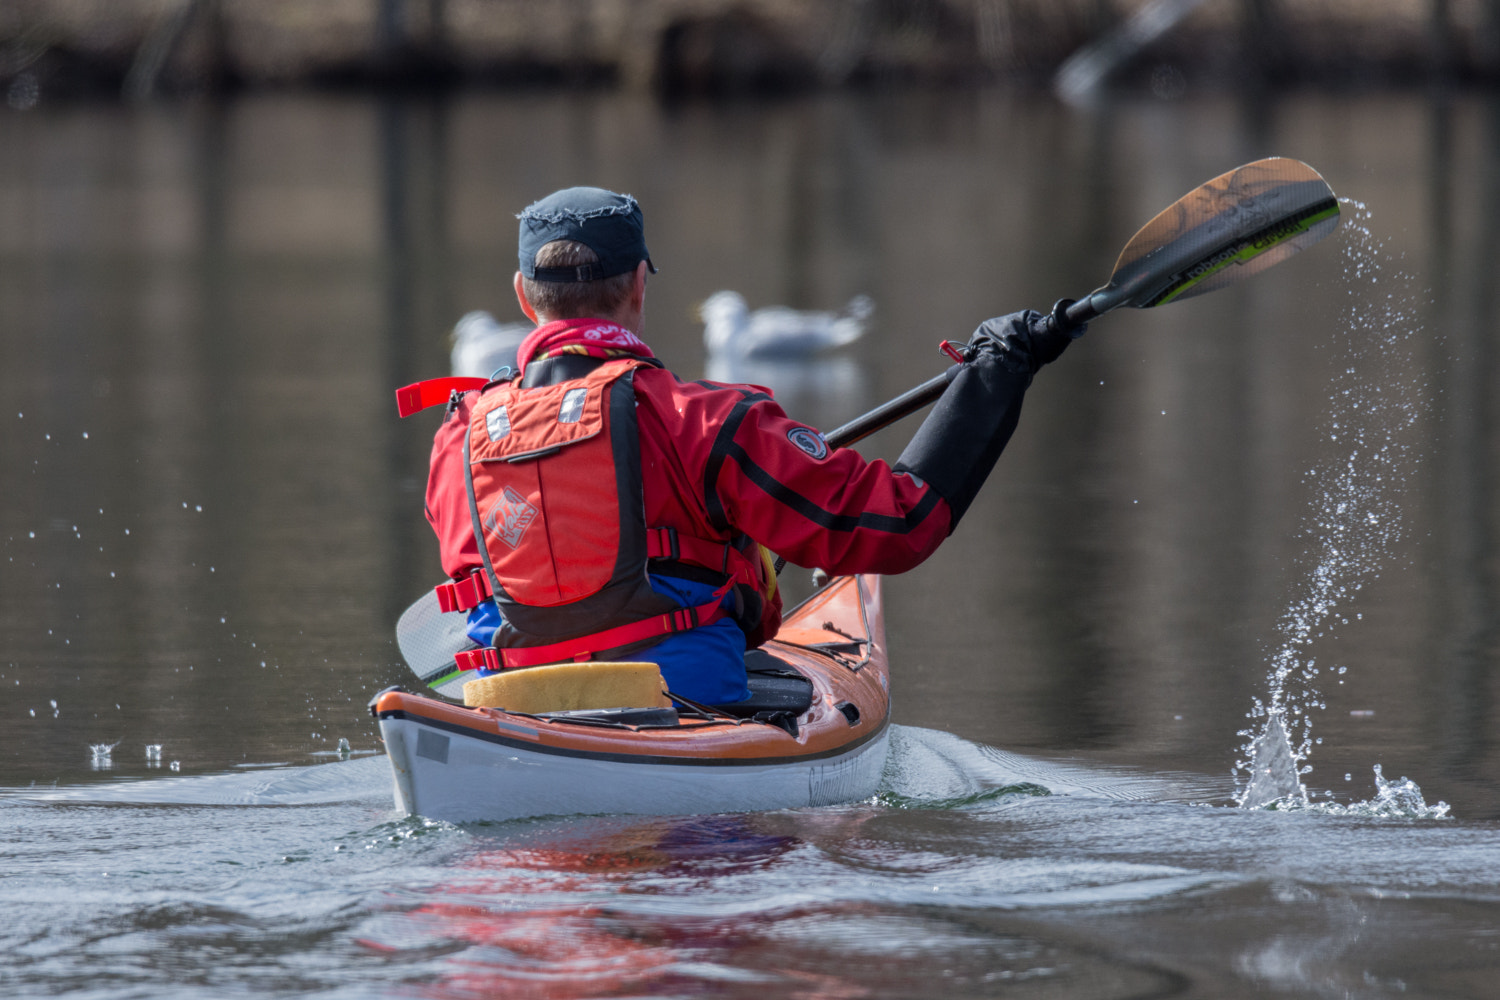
(462, 660, 670, 713)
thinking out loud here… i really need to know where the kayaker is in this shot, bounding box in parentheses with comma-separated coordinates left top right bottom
(412, 186, 1083, 704)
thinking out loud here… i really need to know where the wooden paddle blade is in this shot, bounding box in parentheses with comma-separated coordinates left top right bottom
(1092, 157, 1340, 314)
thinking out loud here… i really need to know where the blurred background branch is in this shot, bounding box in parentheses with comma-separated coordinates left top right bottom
(1, 0, 1496, 104)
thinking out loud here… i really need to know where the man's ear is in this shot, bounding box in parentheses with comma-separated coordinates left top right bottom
(629, 260, 649, 312)
(513, 271, 539, 323)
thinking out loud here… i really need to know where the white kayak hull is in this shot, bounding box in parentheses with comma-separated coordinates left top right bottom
(379, 714, 889, 823)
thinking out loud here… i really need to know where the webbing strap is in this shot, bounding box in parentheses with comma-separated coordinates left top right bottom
(645, 527, 758, 582)
(435, 570, 492, 614)
(453, 582, 733, 672)
(395, 377, 488, 418)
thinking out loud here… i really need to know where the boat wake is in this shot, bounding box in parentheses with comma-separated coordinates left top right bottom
(6, 753, 393, 808)
(881, 725, 1231, 808)
(7, 725, 1229, 816)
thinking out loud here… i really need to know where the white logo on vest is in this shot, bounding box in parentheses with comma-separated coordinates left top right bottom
(484, 486, 538, 549)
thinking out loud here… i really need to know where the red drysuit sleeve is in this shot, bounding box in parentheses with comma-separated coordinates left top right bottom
(635, 371, 954, 577)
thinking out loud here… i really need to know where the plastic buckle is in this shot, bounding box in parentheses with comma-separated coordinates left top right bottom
(454, 648, 501, 672)
(436, 571, 490, 613)
(454, 571, 489, 609)
(647, 527, 680, 561)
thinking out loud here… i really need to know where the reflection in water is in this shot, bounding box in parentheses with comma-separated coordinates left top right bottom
(365, 816, 807, 999)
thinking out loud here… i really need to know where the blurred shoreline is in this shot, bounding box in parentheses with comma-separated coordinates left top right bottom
(2, 0, 1495, 105)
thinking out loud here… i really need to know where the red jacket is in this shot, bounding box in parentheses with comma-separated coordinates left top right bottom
(425, 364, 952, 644)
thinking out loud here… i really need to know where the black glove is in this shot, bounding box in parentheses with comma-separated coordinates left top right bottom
(968, 305, 1087, 377)
(893, 305, 1085, 530)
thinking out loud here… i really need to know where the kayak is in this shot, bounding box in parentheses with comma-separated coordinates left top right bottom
(370, 574, 890, 823)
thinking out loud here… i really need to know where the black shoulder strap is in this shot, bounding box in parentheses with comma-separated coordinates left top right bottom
(520, 355, 606, 387)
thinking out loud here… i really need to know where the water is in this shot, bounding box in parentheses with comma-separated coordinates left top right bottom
(6, 88, 1500, 995)
(3, 727, 1488, 998)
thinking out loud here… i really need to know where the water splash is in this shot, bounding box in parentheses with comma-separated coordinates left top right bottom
(1235, 200, 1430, 809)
(1246, 764, 1450, 819)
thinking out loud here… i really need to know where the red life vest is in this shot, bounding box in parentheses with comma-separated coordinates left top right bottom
(398, 356, 774, 670)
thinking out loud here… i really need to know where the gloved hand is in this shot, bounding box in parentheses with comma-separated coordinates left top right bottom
(967, 304, 1087, 376)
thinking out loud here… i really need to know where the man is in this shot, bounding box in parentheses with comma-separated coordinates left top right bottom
(409, 186, 1082, 704)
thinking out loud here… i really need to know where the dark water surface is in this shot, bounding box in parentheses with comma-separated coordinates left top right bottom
(3, 89, 1500, 996)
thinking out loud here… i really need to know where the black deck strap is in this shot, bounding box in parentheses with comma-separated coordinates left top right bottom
(893, 351, 1029, 529)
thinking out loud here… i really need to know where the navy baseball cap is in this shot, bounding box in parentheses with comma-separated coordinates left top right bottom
(517, 187, 657, 282)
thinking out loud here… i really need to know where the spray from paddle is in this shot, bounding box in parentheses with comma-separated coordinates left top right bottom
(1235, 200, 1448, 818)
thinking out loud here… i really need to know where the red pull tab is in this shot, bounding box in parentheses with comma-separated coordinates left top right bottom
(938, 341, 968, 365)
(395, 377, 488, 418)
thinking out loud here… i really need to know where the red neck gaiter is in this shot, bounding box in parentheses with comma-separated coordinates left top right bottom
(515, 318, 655, 374)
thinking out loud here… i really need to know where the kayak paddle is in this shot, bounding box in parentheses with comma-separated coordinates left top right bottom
(394, 157, 1340, 691)
(824, 156, 1341, 449)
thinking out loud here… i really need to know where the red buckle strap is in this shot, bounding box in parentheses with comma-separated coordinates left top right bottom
(395, 377, 488, 418)
(435, 570, 492, 614)
(454, 647, 501, 672)
(466, 582, 733, 671)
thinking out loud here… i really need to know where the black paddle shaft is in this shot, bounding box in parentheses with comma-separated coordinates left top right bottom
(821, 297, 1097, 451)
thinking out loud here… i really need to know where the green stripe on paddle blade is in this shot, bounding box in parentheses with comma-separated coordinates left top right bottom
(1088, 158, 1341, 315)
(426, 671, 470, 699)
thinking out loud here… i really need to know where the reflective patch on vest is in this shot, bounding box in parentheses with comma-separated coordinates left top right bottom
(486, 405, 512, 441)
(558, 387, 588, 424)
(484, 485, 538, 549)
(787, 426, 828, 460)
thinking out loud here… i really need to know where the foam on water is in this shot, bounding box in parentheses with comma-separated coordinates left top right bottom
(1235, 200, 1444, 818)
